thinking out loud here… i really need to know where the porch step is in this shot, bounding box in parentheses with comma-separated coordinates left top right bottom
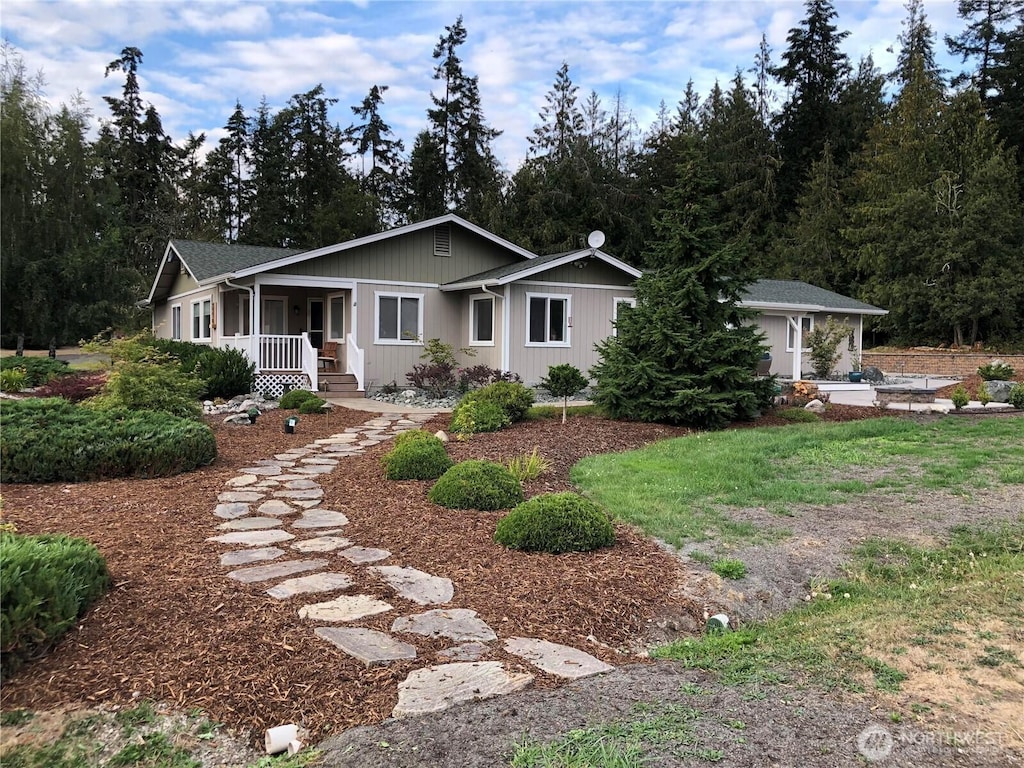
(319, 373, 363, 399)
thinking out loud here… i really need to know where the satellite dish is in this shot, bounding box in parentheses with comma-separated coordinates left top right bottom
(586, 230, 605, 249)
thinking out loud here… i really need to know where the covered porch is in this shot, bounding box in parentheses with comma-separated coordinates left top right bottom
(216, 279, 364, 397)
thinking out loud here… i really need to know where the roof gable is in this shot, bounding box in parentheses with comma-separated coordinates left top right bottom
(741, 279, 887, 315)
(441, 248, 641, 291)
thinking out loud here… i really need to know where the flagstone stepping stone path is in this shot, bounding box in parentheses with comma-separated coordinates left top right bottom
(207, 411, 614, 718)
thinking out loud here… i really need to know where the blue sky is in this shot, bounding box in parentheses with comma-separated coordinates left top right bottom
(2, 1, 964, 171)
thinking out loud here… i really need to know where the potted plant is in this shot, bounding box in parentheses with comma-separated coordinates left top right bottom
(848, 350, 863, 383)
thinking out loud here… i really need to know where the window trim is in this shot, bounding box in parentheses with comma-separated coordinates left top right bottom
(374, 291, 423, 345)
(170, 304, 182, 341)
(786, 315, 813, 352)
(327, 292, 346, 342)
(525, 292, 571, 347)
(469, 294, 495, 346)
(612, 296, 636, 336)
(191, 298, 212, 342)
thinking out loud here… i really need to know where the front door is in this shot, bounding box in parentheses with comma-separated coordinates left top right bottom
(309, 298, 325, 350)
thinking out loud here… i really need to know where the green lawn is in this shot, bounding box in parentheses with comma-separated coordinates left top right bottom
(570, 416, 1024, 547)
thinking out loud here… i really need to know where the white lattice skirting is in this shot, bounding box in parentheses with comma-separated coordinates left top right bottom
(255, 374, 312, 400)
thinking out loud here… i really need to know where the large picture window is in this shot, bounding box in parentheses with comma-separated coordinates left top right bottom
(329, 295, 346, 340)
(526, 293, 570, 346)
(470, 296, 494, 345)
(376, 292, 422, 343)
(191, 298, 211, 341)
(171, 305, 182, 340)
(787, 316, 813, 351)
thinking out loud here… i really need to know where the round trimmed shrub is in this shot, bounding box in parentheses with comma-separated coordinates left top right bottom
(279, 388, 319, 409)
(298, 396, 328, 414)
(450, 397, 511, 436)
(382, 432, 452, 480)
(0, 398, 217, 483)
(429, 460, 524, 510)
(1, 531, 110, 678)
(1009, 383, 1024, 410)
(393, 428, 438, 448)
(495, 492, 615, 553)
(476, 381, 535, 422)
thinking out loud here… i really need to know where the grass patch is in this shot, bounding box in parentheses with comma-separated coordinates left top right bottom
(509, 702, 713, 767)
(711, 558, 747, 580)
(652, 522, 1024, 695)
(571, 416, 1024, 547)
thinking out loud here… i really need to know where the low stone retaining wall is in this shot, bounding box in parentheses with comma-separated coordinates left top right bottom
(874, 386, 938, 407)
(863, 352, 1024, 378)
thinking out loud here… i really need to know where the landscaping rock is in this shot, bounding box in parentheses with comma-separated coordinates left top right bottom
(503, 637, 614, 680)
(392, 662, 533, 718)
(439, 643, 489, 661)
(804, 399, 826, 413)
(217, 516, 282, 531)
(214, 503, 250, 519)
(208, 530, 295, 546)
(299, 595, 393, 622)
(266, 572, 352, 599)
(371, 565, 454, 605)
(315, 627, 416, 667)
(292, 509, 350, 528)
(291, 535, 352, 552)
(339, 546, 391, 564)
(220, 547, 286, 566)
(257, 500, 296, 516)
(983, 380, 1014, 403)
(391, 609, 497, 642)
(863, 365, 884, 383)
(226, 559, 327, 584)
(217, 491, 264, 503)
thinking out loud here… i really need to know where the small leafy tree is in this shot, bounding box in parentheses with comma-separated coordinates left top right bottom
(804, 315, 850, 379)
(540, 364, 588, 424)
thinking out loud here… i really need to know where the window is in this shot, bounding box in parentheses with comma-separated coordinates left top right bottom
(376, 292, 422, 343)
(329, 295, 345, 340)
(526, 293, 570, 346)
(470, 296, 494, 345)
(612, 297, 636, 336)
(191, 298, 211, 341)
(171, 305, 182, 340)
(787, 316, 812, 351)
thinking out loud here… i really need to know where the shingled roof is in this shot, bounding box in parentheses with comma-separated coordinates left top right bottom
(741, 279, 887, 315)
(170, 240, 303, 282)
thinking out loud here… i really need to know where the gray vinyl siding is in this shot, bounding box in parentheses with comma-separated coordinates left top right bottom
(170, 269, 199, 295)
(507, 283, 634, 384)
(458, 293, 501, 370)
(528, 259, 636, 286)
(267, 227, 520, 284)
(354, 283, 463, 389)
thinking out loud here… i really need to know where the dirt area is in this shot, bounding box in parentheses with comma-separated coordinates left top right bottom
(1, 403, 1021, 766)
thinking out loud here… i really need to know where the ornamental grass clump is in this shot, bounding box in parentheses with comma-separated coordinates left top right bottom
(382, 429, 452, 480)
(495, 492, 615, 554)
(429, 460, 524, 510)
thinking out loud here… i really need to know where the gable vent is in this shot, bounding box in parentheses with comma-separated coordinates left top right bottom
(433, 224, 451, 257)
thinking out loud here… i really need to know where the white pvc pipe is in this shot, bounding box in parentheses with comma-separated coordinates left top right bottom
(265, 724, 299, 754)
(288, 740, 303, 756)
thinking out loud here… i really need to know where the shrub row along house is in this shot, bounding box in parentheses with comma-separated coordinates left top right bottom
(141, 214, 886, 396)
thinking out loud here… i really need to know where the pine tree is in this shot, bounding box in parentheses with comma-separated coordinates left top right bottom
(945, 0, 1024, 97)
(348, 84, 404, 225)
(529, 62, 584, 160)
(591, 142, 772, 429)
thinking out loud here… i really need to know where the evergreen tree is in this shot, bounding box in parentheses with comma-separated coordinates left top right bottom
(591, 142, 772, 429)
(348, 84, 404, 225)
(893, 0, 944, 86)
(987, 19, 1024, 193)
(529, 62, 584, 160)
(203, 101, 250, 241)
(945, 0, 1024, 96)
(770, 0, 852, 214)
(243, 98, 293, 246)
(402, 130, 447, 221)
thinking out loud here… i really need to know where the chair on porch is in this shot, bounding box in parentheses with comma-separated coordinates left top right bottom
(317, 341, 339, 372)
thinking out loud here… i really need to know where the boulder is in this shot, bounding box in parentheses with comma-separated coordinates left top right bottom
(224, 413, 252, 424)
(862, 365, 884, 383)
(434, 430, 449, 443)
(804, 399, 826, 413)
(983, 380, 1014, 403)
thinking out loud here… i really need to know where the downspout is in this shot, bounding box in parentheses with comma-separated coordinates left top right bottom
(224, 278, 256, 365)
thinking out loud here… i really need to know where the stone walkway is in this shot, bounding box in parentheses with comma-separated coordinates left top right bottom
(208, 412, 613, 718)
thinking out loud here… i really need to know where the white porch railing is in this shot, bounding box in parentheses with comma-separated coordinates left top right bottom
(223, 333, 319, 388)
(346, 332, 364, 392)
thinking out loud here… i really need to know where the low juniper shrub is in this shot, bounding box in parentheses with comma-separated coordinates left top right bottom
(428, 460, 524, 510)
(382, 431, 452, 480)
(0, 356, 70, 387)
(279, 388, 320, 409)
(1, 530, 111, 679)
(495, 492, 615, 554)
(298, 396, 328, 414)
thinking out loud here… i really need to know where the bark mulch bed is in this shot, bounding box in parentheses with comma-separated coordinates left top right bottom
(0, 403, 879, 746)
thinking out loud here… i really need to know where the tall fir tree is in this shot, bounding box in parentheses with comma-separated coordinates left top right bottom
(591, 141, 772, 429)
(347, 84, 404, 225)
(770, 0, 851, 215)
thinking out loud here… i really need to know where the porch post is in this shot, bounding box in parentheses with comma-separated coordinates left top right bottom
(788, 315, 803, 380)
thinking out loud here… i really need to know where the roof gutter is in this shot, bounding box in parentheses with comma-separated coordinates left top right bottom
(479, 282, 503, 300)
